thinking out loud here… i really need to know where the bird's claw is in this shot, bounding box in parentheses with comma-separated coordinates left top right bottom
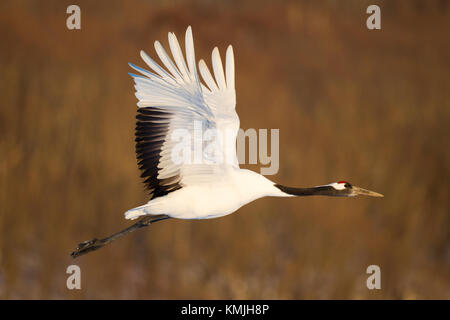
(77, 238, 99, 250)
(71, 238, 102, 258)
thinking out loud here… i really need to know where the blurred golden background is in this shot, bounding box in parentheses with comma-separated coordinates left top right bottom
(0, 0, 449, 299)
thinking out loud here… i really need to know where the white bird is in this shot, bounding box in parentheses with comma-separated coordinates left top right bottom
(71, 26, 383, 258)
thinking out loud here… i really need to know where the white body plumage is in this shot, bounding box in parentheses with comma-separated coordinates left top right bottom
(126, 169, 287, 220)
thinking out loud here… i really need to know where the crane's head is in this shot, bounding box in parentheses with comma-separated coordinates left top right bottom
(329, 181, 384, 197)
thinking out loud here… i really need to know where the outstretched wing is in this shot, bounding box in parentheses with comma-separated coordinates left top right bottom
(129, 26, 239, 200)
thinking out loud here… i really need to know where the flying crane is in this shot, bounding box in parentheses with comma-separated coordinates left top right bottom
(71, 26, 382, 258)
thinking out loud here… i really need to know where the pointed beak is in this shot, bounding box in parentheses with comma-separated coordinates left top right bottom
(352, 186, 384, 198)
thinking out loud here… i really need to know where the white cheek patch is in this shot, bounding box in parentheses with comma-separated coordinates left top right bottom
(328, 182, 346, 190)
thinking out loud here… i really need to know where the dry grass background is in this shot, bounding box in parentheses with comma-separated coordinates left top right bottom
(0, 0, 449, 299)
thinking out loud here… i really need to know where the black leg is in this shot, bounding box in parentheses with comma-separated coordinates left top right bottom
(71, 214, 170, 258)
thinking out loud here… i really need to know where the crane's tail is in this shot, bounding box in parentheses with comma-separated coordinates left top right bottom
(125, 204, 152, 220)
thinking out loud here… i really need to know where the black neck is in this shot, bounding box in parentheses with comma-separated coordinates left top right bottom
(275, 184, 346, 197)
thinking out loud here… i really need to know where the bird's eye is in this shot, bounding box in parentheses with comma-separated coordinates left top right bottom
(345, 183, 352, 188)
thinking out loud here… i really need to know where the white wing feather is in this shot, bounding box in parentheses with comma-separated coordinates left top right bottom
(129, 26, 239, 191)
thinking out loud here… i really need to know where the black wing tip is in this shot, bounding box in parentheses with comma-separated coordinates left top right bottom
(135, 108, 183, 200)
